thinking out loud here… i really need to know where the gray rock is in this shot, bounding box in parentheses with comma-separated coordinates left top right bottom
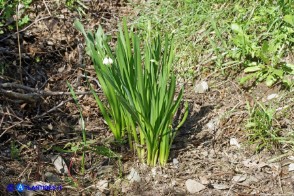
(289, 163, 294, 171)
(206, 117, 220, 131)
(185, 179, 206, 193)
(267, 93, 278, 100)
(127, 168, 141, 183)
(173, 158, 179, 165)
(50, 155, 69, 174)
(232, 175, 247, 182)
(96, 180, 108, 192)
(230, 138, 241, 148)
(212, 183, 229, 190)
(194, 81, 209, 94)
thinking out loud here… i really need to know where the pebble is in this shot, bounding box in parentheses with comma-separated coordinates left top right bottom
(50, 155, 69, 174)
(194, 81, 209, 94)
(267, 93, 278, 100)
(185, 179, 205, 193)
(230, 138, 241, 148)
(127, 168, 141, 183)
(173, 158, 179, 165)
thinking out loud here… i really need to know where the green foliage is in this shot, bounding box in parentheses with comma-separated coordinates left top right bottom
(132, 0, 294, 87)
(74, 23, 129, 143)
(230, 20, 293, 87)
(59, 82, 121, 174)
(74, 19, 188, 166)
(10, 140, 20, 160)
(228, 0, 294, 87)
(65, 0, 88, 16)
(64, 177, 78, 187)
(245, 102, 280, 151)
(240, 62, 293, 87)
(0, 63, 6, 75)
(18, 14, 30, 26)
(0, 0, 32, 32)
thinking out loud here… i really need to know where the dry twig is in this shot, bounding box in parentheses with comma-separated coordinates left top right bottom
(0, 82, 102, 103)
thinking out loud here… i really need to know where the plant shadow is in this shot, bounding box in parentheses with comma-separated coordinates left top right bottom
(171, 102, 215, 159)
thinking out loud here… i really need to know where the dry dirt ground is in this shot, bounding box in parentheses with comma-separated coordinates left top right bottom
(1, 1, 294, 195)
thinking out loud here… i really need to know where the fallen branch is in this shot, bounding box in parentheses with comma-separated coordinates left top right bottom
(32, 97, 72, 119)
(0, 82, 101, 103)
(0, 89, 39, 103)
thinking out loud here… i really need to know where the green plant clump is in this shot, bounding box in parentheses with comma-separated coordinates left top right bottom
(0, 0, 32, 33)
(245, 102, 280, 151)
(74, 19, 188, 166)
(230, 9, 294, 87)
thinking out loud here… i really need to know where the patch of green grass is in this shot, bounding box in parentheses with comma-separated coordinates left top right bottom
(0, 0, 32, 31)
(245, 97, 294, 152)
(10, 140, 20, 160)
(131, 0, 294, 86)
(131, 0, 220, 81)
(245, 102, 281, 151)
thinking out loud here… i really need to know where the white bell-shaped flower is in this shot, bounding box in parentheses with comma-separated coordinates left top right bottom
(103, 57, 113, 65)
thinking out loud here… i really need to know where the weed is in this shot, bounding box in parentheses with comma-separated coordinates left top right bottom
(10, 140, 19, 160)
(0, 63, 6, 75)
(65, 0, 88, 16)
(0, 0, 32, 32)
(245, 102, 280, 151)
(51, 83, 122, 176)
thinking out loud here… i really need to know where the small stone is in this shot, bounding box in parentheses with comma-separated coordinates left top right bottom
(151, 168, 157, 177)
(194, 81, 209, 94)
(206, 117, 220, 131)
(127, 168, 141, 183)
(232, 175, 247, 182)
(51, 155, 69, 174)
(48, 123, 53, 130)
(206, 122, 215, 130)
(47, 40, 54, 45)
(96, 180, 108, 192)
(212, 184, 229, 190)
(199, 176, 209, 185)
(173, 158, 179, 165)
(267, 94, 278, 100)
(171, 180, 176, 186)
(230, 138, 241, 148)
(289, 163, 294, 171)
(288, 156, 294, 161)
(185, 179, 205, 193)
